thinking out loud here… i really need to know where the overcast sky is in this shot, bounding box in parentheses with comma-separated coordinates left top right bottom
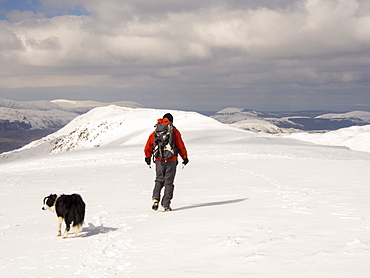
(0, 0, 370, 112)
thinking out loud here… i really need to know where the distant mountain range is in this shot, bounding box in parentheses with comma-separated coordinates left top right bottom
(1, 105, 370, 165)
(1, 98, 370, 154)
(0, 98, 142, 153)
(211, 108, 370, 134)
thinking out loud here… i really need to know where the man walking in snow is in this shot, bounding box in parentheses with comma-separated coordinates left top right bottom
(144, 113, 188, 211)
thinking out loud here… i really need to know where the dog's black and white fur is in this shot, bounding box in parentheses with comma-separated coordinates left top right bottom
(42, 194, 85, 238)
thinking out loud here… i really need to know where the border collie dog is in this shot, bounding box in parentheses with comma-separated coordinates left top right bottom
(42, 194, 85, 238)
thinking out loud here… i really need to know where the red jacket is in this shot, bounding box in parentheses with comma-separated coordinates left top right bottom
(144, 120, 188, 162)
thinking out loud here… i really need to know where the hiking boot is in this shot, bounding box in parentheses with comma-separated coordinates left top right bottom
(163, 206, 172, 212)
(152, 199, 159, 211)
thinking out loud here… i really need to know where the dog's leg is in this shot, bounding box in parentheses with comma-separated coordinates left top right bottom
(56, 217, 63, 237)
(63, 221, 71, 238)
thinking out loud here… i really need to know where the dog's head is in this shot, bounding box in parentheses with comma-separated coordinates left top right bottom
(42, 194, 58, 212)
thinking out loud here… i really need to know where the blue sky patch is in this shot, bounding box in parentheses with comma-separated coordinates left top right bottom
(0, 0, 88, 20)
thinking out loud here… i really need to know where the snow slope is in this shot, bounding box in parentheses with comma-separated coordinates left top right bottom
(281, 125, 370, 153)
(1, 107, 370, 277)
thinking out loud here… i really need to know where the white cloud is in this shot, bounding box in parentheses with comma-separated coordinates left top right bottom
(0, 0, 369, 110)
(3, 0, 369, 65)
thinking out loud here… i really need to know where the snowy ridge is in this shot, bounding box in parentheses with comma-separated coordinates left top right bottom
(0, 97, 142, 112)
(0, 97, 143, 130)
(3, 104, 370, 163)
(317, 111, 370, 123)
(2, 105, 370, 164)
(0, 107, 78, 130)
(51, 99, 115, 109)
(50, 99, 142, 113)
(0, 97, 144, 153)
(212, 108, 272, 124)
(212, 108, 370, 152)
(212, 108, 303, 133)
(0, 106, 254, 161)
(231, 119, 299, 134)
(0, 98, 61, 110)
(215, 107, 245, 114)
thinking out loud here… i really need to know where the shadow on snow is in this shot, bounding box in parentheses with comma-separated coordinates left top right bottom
(79, 223, 118, 238)
(173, 198, 248, 211)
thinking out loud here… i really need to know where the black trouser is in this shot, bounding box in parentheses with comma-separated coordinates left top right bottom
(152, 160, 178, 208)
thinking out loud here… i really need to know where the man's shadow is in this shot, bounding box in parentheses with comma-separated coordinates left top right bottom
(79, 223, 118, 237)
(173, 198, 248, 211)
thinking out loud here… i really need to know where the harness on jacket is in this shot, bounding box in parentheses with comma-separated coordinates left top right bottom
(153, 118, 178, 162)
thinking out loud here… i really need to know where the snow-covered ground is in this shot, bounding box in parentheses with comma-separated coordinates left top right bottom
(1, 106, 370, 277)
(281, 125, 370, 153)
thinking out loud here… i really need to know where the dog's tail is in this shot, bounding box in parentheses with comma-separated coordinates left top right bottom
(73, 223, 83, 236)
(71, 194, 86, 236)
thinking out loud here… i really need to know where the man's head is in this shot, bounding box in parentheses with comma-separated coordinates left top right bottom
(163, 113, 173, 123)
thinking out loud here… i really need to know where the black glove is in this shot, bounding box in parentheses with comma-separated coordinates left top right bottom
(182, 158, 189, 165)
(145, 157, 151, 165)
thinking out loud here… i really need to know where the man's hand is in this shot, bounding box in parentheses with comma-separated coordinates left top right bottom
(145, 157, 151, 165)
(182, 158, 189, 165)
